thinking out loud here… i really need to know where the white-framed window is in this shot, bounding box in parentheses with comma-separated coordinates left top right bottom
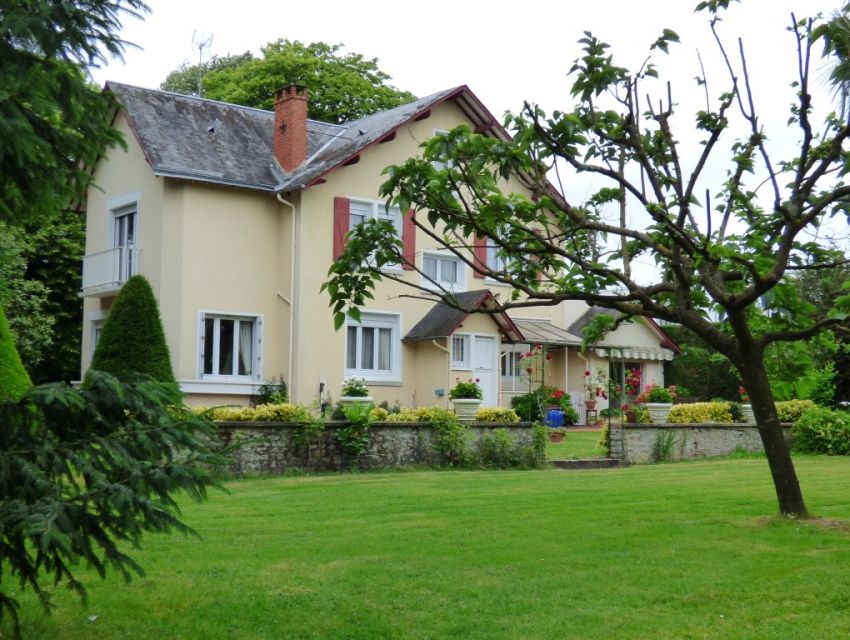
(432, 128, 451, 171)
(111, 203, 138, 281)
(451, 334, 471, 369)
(422, 251, 465, 291)
(198, 311, 263, 380)
(345, 312, 401, 381)
(500, 343, 529, 393)
(349, 198, 403, 269)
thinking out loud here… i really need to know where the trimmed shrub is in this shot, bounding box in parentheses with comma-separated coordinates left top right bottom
(369, 407, 389, 422)
(89, 276, 176, 387)
(476, 407, 520, 423)
(792, 408, 850, 455)
(667, 402, 733, 423)
(776, 400, 817, 423)
(0, 304, 31, 399)
(198, 403, 314, 423)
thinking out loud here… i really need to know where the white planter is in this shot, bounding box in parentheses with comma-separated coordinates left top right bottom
(645, 402, 672, 424)
(340, 396, 374, 409)
(451, 398, 482, 422)
(740, 404, 755, 424)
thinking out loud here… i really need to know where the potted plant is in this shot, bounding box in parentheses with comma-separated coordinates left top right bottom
(641, 383, 677, 423)
(449, 377, 483, 422)
(739, 386, 755, 424)
(548, 427, 568, 443)
(340, 377, 373, 408)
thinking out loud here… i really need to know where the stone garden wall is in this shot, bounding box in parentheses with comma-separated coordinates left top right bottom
(608, 422, 792, 463)
(217, 421, 536, 474)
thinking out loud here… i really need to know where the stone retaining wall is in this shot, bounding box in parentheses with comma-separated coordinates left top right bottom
(608, 422, 792, 463)
(217, 421, 536, 474)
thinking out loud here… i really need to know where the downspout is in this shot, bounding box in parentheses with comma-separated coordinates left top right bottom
(432, 339, 451, 408)
(276, 193, 296, 400)
(576, 348, 590, 422)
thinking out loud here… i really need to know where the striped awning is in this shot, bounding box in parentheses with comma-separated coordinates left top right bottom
(594, 346, 676, 361)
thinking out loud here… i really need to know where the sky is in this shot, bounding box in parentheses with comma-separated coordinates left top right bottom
(90, 0, 846, 276)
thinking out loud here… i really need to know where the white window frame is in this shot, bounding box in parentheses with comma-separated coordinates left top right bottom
(500, 343, 530, 393)
(349, 197, 403, 271)
(197, 310, 263, 382)
(107, 192, 140, 282)
(451, 333, 471, 370)
(421, 250, 466, 292)
(344, 311, 402, 382)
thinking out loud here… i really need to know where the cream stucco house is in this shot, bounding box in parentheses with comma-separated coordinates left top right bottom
(80, 82, 678, 415)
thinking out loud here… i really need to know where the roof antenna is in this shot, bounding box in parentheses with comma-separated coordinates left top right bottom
(191, 30, 213, 97)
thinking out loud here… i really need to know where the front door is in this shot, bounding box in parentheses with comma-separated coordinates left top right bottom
(472, 335, 498, 407)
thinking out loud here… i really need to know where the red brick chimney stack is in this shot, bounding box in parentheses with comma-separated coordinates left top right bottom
(274, 84, 308, 172)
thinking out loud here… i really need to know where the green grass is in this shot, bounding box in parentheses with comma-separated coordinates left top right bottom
(5, 456, 850, 639)
(546, 429, 606, 459)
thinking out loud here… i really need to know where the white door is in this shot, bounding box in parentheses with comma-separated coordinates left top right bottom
(472, 335, 498, 407)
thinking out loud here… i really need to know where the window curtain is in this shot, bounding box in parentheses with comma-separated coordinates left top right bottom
(238, 321, 253, 376)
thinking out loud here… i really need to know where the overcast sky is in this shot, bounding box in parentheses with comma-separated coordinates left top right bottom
(90, 1, 846, 276)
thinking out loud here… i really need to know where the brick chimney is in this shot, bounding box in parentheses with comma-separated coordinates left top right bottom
(273, 84, 308, 172)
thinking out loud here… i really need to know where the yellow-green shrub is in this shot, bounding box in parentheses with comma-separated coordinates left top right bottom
(667, 402, 733, 424)
(196, 402, 313, 422)
(475, 407, 520, 423)
(393, 406, 456, 423)
(369, 407, 389, 422)
(776, 400, 817, 423)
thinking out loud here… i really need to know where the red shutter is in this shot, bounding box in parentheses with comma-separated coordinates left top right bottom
(402, 209, 416, 270)
(473, 234, 487, 279)
(333, 197, 350, 260)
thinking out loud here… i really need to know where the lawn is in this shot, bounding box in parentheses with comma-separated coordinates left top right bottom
(4, 456, 850, 639)
(546, 429, 606, 459)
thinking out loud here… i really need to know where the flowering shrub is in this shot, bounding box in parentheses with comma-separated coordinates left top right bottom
(776, 400, 817, 423)
(792, 408, 850, 455)
(475, 407, 520, 423)
(196, 403, 314, 422)
(369, 407, 389, 422)
(584, 367, 610, 400)
(393, 406, 457, 423)
(738, 386, 750, 403)
(449, 378, 483, 400)
(667, 402, 733, 424)
(341, 377, 370, 397)
(518, 344, 551, 384)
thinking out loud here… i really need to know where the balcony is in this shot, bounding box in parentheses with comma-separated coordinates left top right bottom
(80, 247, 140, 297)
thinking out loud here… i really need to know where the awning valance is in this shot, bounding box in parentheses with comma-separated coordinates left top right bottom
(593, 346, 675, 361)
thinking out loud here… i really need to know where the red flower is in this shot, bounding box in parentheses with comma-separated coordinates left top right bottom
(622, 403, 629, 410)
(526, 351, 532, 357)
(526, 367, 533, 374)
(584, 370, 591, 377)
(475, 378, 480, 383)
(545, 354, 552, 361)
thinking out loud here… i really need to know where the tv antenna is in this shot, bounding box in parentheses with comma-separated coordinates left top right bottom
(191, 31, 213, 97)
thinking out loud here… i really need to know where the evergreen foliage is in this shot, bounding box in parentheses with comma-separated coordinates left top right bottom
(0, 305, 31, 400)
(0, 371, 225, 636)
(89, 275, 176, 388)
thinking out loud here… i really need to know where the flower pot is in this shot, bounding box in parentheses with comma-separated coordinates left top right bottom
(740, 404, 755, 424)
(645, 402, 672, 424)
(340, 396, 374, 409)
(549, 431, 564, 443)
(585, 399, 598, 410)
(451, 398, 481, 422)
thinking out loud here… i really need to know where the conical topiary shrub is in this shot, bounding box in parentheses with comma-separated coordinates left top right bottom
(0, 304, 31, 400)
(89, 275, 177, 388)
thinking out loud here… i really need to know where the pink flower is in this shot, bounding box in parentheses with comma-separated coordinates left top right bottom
(475, 378, 480, 383)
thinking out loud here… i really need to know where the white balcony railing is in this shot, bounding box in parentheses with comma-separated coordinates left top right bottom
(81, 247, 140, 296)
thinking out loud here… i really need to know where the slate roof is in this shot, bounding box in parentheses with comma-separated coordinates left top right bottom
(106, 82, 504, 193)
(404, 290, 523, 342)
(511, 319, 582, 346)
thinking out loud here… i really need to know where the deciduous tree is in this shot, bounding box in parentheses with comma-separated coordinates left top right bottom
(161, 39, 416, 124)
(325, 4, 850, 517)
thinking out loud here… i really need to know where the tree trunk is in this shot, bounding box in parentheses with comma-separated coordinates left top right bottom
(737, 354, 809, 518)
